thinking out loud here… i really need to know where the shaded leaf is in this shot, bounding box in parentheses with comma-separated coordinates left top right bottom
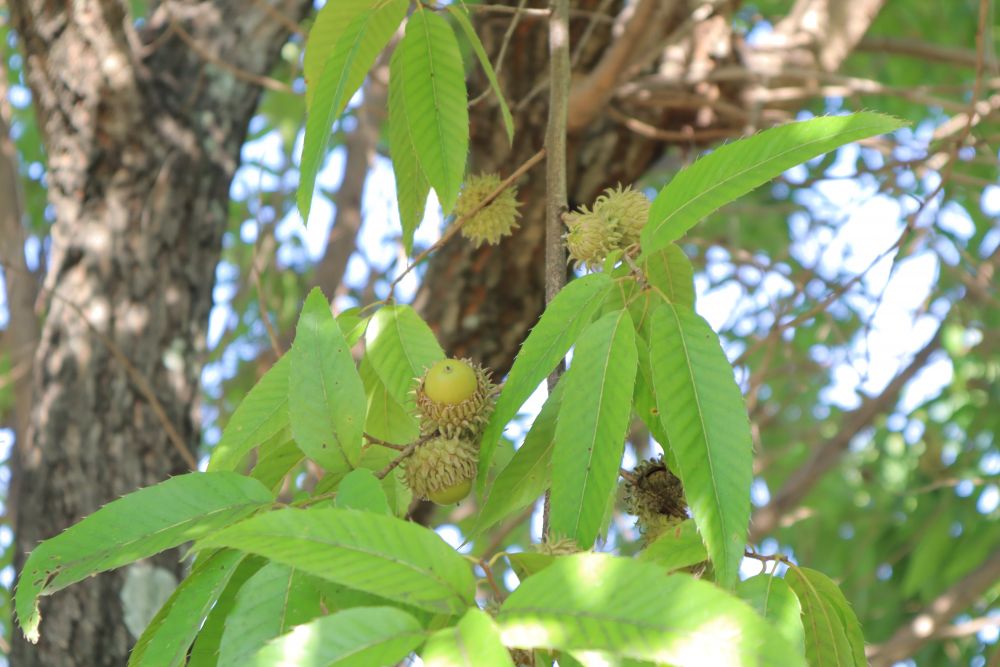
(16, 472, 271, 642)
(208, 354, 290, 472)
(638, 520, 708, 573)
(479, 273, 614, 489)
(366, 305, 444, 411)
(737, 574, 805, 657)
(289, 288, 367, 472)
(335, 468, 392, 515)
(194, 508, 475, 615)
(129, 550, 246, 667)
(643, 244, 695, 308)
(786, 567, 866, 667)
(388, 45, 432, 253)
(298, 0, 408, 221)
(648, 303, 752, 589)
(474, 379, 565, 536)
(550, 310, 637, 547)
(217, 563, 324, 667)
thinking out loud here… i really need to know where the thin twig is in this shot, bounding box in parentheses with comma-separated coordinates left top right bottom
(168, 15, 295, 94)
(363, 433, 408, 451)
(376, 436, 432, 479)
(388, 148, 546, 293)
(479, 557, 507, 601)
(541, 0, 571, 540)
(470, 0, 528, 107)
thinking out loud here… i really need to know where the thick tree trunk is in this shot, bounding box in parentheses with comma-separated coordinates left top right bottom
(9, 2, 309, 664)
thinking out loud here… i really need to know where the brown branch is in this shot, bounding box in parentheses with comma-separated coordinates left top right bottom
(867, 550, 1000, 667)
(0, 79, 39, 444)
(857, 36, 983, 69)
(566, 0, 659, 133)
(749, 328, 942, 541)
(166, 14, 295, 94)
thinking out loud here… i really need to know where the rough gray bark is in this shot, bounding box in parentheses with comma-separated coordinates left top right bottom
(9, 2, 310, 664)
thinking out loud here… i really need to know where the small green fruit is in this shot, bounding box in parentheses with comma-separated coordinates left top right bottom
(424, 359, 478, 405)
(416, 358, 497, 439)
(428, 479, 472, 505)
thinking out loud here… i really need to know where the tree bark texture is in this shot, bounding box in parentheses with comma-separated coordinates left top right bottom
(416, 0, 885, 376)
(9, 2, 309, 664)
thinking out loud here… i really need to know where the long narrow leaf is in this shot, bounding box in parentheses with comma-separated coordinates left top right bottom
(194, 508, 475, 615)
(129, 550, 246, 667)
(397, 9, 469, 213)
(474, 379, 565, 536)
(298, 0, 408, 221)
(497, 553, 804, 666)
(422, 608, 515, 667)
(786, 567, 866, 667)
(289, 288, 367, 472)
(478, 273, 613, 489)
(648, 303, 752, 589)
(550, 310, 637, 547)
(217, 563, 324, 667)
(641, 112, 906, 254)
(16, 472, 271, 642)
(208, 355, 290, 472)
(366, 304, 444, 411)
(388, 46, 432, 254)
(446, 5, 515, 145)
(252, 606, 425, 666)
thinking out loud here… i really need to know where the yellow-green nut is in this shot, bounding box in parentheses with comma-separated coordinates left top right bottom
(593, 184, 649, 247)
(455, 172, 521, 247)
(416, 358, 496, 439)
(563, 207, 621, 270)
(403, 436, 478, 504)
(423, 359, 479, 405)
(622, 457, 688, 542)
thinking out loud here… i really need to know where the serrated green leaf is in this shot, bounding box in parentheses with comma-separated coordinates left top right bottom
(289, 288, 367, 472)
(209, 355, 290, 472)
(474, 379, 565, 536)
(506, 552, 558, 581)
(445, 5, 514, 145)
(298, 0, 408, 221)
(423, 607, 515, 667)
(335, 468, 391, 515)
(397, 9, 469, 213)
(252, 606, 425, 666)
(479, 273, 614, 490)
(550, 310, 637, 547)
(638, 520, 708, 573)
(643, 244, 695, 307)
(194, 508, 475, 615)
(366, 305, 445, 411)
(250, 435, 304, 495)
(497, 553, 805, 666)
(737, 574, 805, 658)
(785, 567, 866, 667)
(641, 113, 907, 254)
(188, 557, 266, 666)
(217, 563, 324, 667)
(128, 550, 246, 667)
(648, 304, 752, 589)
(360, 355, 421, 445)
(16, 472, 272, 642)
(388, 46, 432, 254)
(337, 308, 370, 347)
